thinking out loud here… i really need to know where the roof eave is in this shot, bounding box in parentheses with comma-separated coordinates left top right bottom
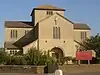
(5, 26, 33, 28)
(56, 13, 74, 24)
(30, 8, 65, 16)
(74, 28, 91, 30)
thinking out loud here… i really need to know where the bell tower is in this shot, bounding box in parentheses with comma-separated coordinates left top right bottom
(30, 5, 65, 26)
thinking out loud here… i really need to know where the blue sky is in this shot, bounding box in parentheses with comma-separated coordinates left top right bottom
(0, 0, 100, 47)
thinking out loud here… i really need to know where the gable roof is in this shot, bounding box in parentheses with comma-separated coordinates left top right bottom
(4, 42, 18, 48)
(39, 13, 90, 30)
(56, 13, 74, 24)
(5, 15, 90, 30)
(74, 23, 91, 30)
(38, 13, 74, 24)
(5, 21, 33, 28)
(55, 13, 90, 30)
(13, 28, 37, 47)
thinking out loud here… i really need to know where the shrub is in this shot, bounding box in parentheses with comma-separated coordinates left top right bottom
(0, 47, 57, 65)
(25, 48, 57, 65)
(0, 50, 8, 64)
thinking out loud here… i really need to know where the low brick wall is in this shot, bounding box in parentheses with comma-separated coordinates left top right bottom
(1, 65, 100, 73)
(0, 65, 44, 74)
(59, 64, 100, 73)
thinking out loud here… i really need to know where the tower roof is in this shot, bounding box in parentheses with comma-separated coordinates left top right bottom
(35, 5, 65, 10)
(31, 5, 65, 16)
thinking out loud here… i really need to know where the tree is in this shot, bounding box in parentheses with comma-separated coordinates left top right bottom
(0, 47, 57, 65)
(24, 48, 42, 65)
(0, 50, 8, 64)
(40, 50, 57, 65)
(25, 48, 57, 65)
(80, 33, 100, 58)
(5, 55, 27, 65)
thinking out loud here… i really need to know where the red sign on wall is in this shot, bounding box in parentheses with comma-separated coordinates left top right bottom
(76, 51, 92, 60)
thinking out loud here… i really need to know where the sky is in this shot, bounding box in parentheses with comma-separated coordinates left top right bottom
(0, 0, 100, 47)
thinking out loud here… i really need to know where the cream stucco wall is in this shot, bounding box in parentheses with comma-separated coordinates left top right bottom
(73, 29, 91, 53)
(4, 28, 32, 42)
(74, 29, 90, 42)
(38, 13, 75, 57)
(23, 40, 38, 54)
(33, 10, 64, 25)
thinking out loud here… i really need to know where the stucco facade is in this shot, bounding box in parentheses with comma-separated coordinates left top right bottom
(4, 5, 91, 57)
(37, 13, 75, 57)
(74, 29, 90, 42)
(5, 28, 32, 42)
(33, 10, 64, 25)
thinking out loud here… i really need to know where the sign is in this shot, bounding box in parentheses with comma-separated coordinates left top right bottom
(76, 51, 92, 60)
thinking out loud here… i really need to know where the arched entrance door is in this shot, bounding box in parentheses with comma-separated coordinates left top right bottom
(51, 47, 64, 59)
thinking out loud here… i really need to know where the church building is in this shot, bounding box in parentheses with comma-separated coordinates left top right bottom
(4, 5, 91, 58)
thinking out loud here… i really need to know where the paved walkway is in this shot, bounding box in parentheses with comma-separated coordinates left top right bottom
(0, 72, 100, 75)
(65, 72, 100, 75)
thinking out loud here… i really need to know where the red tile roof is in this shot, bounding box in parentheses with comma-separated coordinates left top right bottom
(74, 23, 91, 30)
(31, 5, 65, 16)
(35, 5, 65, 10)
(4, 42, 18, 48)
(5, 21, 33, 28)
(5, 21, 90, 30)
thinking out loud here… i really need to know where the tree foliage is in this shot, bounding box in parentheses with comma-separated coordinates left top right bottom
(0, 50, 8, 64)
(0, 47, 56, 65)
(25, 48, 43, 65)
(0, 47, 75, 65)
(25, 48, 56, 65)
(80, 33, 100, 58)
(5, 55, 26, 65)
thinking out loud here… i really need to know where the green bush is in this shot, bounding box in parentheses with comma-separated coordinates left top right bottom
(25, 48, 57, 65)
(0, 50, 8, 64)
(4, 55, 26, 65)
(24, 48, 43, 65)
(0, 47, 57, 65)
